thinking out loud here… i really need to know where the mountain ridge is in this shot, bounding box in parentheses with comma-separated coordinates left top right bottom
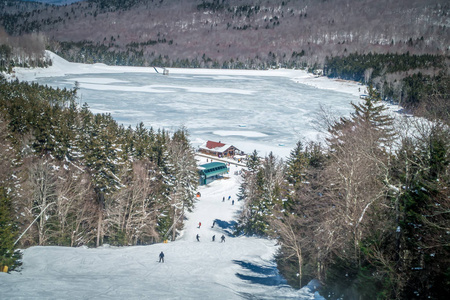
(1, 0, 449, 68)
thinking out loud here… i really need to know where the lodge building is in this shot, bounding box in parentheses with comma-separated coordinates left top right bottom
(198, 162, 228, 185)
(199, 140, 241, 158)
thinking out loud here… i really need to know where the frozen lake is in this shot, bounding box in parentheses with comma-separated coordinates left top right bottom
(31, 70, 360, 158)
(15, 52, 363, 158)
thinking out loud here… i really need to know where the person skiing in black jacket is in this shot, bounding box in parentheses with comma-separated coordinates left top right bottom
(196, 234, 200, 242)
(159, 251, 164, 263)
(221, 235, 225, 243)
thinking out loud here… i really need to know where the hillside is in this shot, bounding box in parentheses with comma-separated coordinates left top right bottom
(1, 0, 449, 68)
(0, 154, 323, 300)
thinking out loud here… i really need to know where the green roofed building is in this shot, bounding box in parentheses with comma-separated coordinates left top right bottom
(198, 162, 228, 185)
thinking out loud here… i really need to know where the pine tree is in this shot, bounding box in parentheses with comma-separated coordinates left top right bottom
(328, 84, 395, 153)
(246, 150, 260, 173)
(319, 85, 397, 296)
(0, 187, 21, 271)
(161, 128, 198, 240)
(238, 152, 284, 236)
(392, 122, 450, 299)
(286, 141, 308, 188)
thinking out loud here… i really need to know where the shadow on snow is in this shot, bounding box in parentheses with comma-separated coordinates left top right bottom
(233, 260, 287, 286)
(214, 219, 237, 235)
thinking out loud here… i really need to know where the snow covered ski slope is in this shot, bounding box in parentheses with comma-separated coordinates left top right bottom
(0, 156, 323, 300)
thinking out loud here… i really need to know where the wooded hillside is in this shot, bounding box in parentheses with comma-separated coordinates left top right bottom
(1, 0, 448, 68)
(0, 77, 198, 259)
(236, 88, 450, 299)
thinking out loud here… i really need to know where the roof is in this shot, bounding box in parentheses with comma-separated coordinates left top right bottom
(199, 140, 237, 153)
(198, 162, 228, 178)
(206, 141, 225, 149)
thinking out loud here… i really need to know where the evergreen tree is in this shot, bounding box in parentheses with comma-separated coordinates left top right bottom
(161, 128, 198, 240)
(319, 86, 397, 298)
(0, 187, 21, 271)
(286, 141, 308, 188)
(237, 152, 284, 236)
(391, 123, 450, 299)
(328, 84, 395, 154)
(246, 150, 260, 172)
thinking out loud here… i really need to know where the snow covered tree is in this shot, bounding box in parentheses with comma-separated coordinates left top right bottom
(79, 113, 125, 246)
(325, 89, 395, 258)
(238, 152, 285, 236)
(49, 165, 97, 247)
(387, 121, 450, 299)
(107, 159, 164, 245)
(286, 141, 309, 188)
(237, 150, 260, 203)
(316, 88, 399, 297)
(270, 140, 329, 288)
(246, 149, 260, 173)
(161, 128, 198, 241)
(23, 158, 58, 246)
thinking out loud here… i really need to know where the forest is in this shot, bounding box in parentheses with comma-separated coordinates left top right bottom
(0, 48, 449, 300)
(323, 52, 450, 119)
(0, 76, 199, 270)
(1, 0, 448, 69)
(1, 0, 449, 298)
(235, 87, 450, 299)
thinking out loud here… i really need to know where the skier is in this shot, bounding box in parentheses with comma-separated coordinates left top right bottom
(222, 196, 225, 202)
(196, 234, 200, 242)
(212, 220, 215, 228)
(221, 235, 225, 243)
(212, 235, 215, 242)
(159, 251, 164, 263)
(198, 222, 201, 228)
(228, 196, 231, 200)
(232, 200, 234, 205)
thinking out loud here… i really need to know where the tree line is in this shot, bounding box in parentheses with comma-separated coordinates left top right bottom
(0, 76, 198, 271)
(323, 52, 449, 119)
(0, 27, 50, 72)
(236, 87, 450, 299)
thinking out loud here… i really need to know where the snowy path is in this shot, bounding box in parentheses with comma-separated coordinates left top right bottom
(0, 157, 322, 299)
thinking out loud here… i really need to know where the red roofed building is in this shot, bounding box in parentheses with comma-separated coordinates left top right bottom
(199, 140, 241, 157)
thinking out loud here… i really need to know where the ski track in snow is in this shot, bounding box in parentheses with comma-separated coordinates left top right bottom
(0, 157, 323, 299)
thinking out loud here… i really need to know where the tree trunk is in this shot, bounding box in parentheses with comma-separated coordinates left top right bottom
(96, 207, 102, 247)
(96, 191, 105, 247)
(297, 248, 302, 288)
(172, 205, 177, 241)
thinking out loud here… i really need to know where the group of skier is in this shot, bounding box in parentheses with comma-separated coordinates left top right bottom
(196, 233, 225, 243)
(159, 219, 227, 262)
(159, 192, 234, 262)
(222, 195, 235, 205)
(222, 195, 232, 202)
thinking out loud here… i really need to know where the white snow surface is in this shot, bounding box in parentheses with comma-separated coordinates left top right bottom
(0, 156, 323, 299)
(18, 52, 363, 97)
(12, 51, 384, 159)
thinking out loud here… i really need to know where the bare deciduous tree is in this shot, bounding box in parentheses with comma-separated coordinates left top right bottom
(107, 160, 162, 245)
(23, 157, 57, 246)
